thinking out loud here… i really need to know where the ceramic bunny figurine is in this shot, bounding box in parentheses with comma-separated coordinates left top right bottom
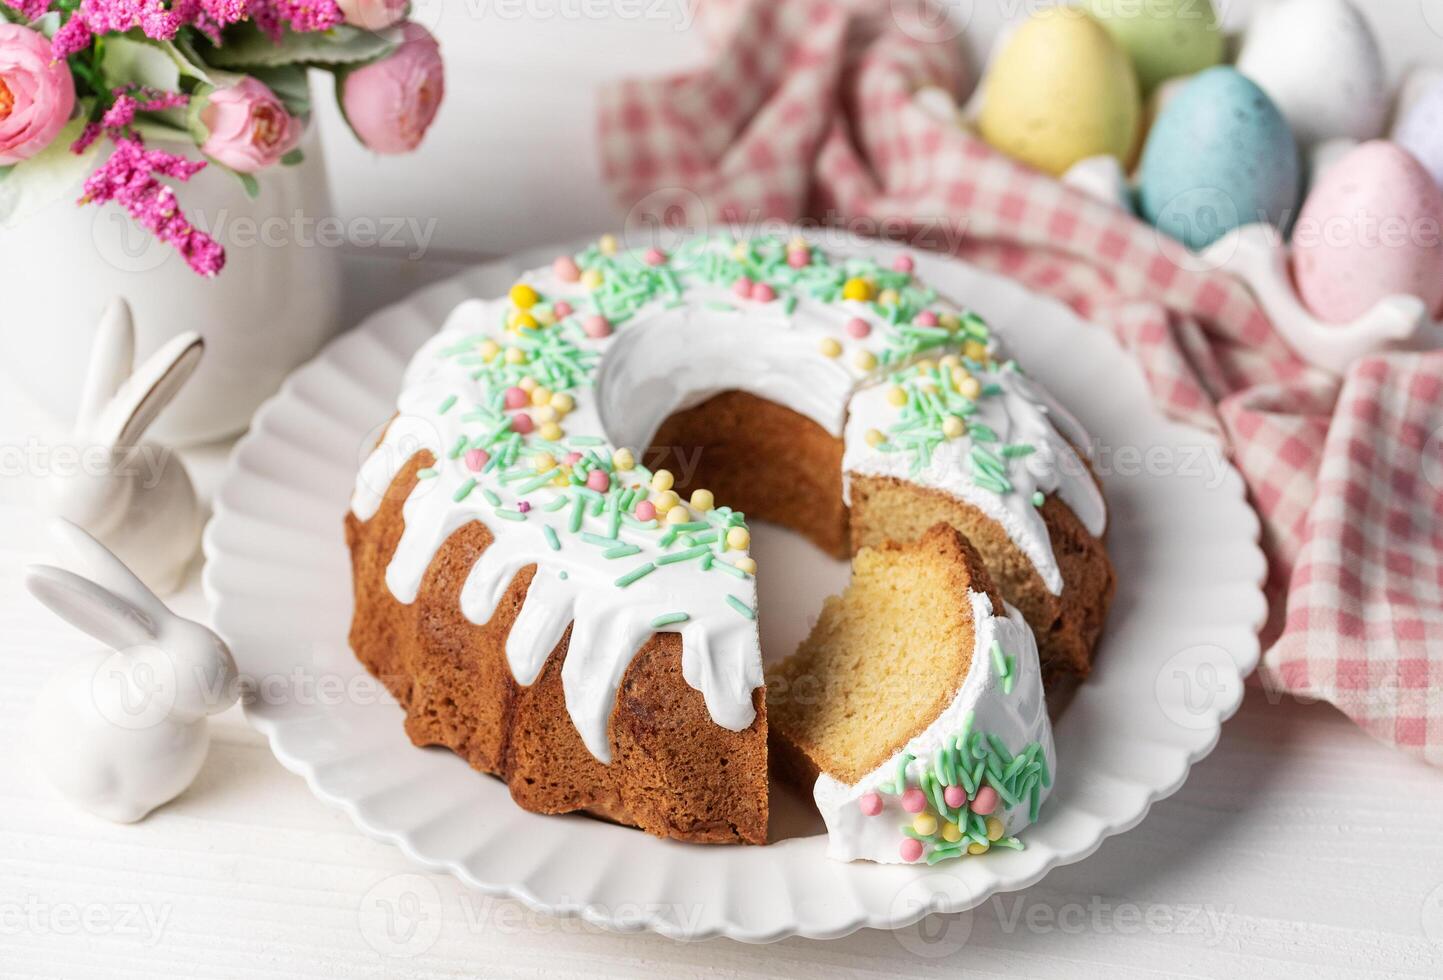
(25, 519, 239, 823)
(42, 298, 204, 595)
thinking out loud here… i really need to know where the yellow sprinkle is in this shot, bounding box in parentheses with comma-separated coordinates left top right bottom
(505, 348, 527, 365)
(959, 376, 982, 399)
(690, 488, 715, 512)
(941, 821, 962, 843)
(509, 283, 539, 309)
(581, 268, 604, 290)
(877, 287, 900, 307)
(964, 339, 988, 362)
(612, 448, 635, 471)
(942, 416, 966, 439)
(726, 526, 750, 551)
(986, 817, 1004, 842)
(533, 453, 556, 473)
(853, 350, 877, 371)
(534, 405, 558, 424)
(913, 812, 938, 836)
(665, 505, 690, 525)
(478, 339, 500, 362)
(818, 337, 842, 358)
(518, 376, 537, 391)
(539, 421, 562, 441)
(967, 841, 989, 855)
(650, 469, 674, 492)
(939, 312, 962, 332)
(865, 428, 885, 448)
(734, 556, 757, 575)
(887, 386, 908, 407)
(598, 233, 619, 256)
(550, 392, 574, 414)
(841, 277, 874, 302)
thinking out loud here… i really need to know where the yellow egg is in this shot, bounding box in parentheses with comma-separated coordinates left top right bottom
(611, 448, 635, 471)
(853, 350, 877, 371)
(841, 277, 874, 302)
(986, 817, 1005, 842)
(978, 8, 1141, 177)
(877, 287, 900, 307)
(734, 556, 757, 575)
(530, 386, 551, 407)
(665, 505, 690, 525)
(510, 312, 538, 332)
(652, 490, 680, 514)
(598, 233, 619, 256)
(726, 526, 750, 551)
(550, 392, 574, 414)
(509, 283, 539, 309)
(865, 428, 886, 448)
(505, 347, 527, 365)
(650, 469, 674, 492)
(967, 841, 989, 855)
(581, 268, 604, 290)
(913, 812, 938, 836)
(533, 453, 556, 472)
(478, 339, 500, 362)
(534, 405, 558, 424)
(689, 488, 715, 512)
(887, 386, 908, 407)
(518, 376, 537, 391)
(538, 422, 562, 442)
(818, 337, 843, 358)
(958, 376, 982, 399)
(963, 339, 989, 362)
(942, 416, 966, 439)
(941, 821, 962, 843)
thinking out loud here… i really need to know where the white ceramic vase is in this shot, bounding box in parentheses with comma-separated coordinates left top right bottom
(0, 132, 342, 446)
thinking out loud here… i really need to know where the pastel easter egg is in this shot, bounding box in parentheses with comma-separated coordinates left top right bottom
(1235, 0, 1388, 147)
(1138, 67, 1300, 250)
(1292, 141, 1443, 323)
(1394, 76, 1443, 191)
(1083, 0, 1224, 95)
(978, 9, 1141, 177)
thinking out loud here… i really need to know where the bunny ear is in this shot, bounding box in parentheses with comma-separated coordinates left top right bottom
(25, 565, 159, 651)
(94, 332, 204, 450)
(77, 298, 136, 434)
(48, 518, 166, 618)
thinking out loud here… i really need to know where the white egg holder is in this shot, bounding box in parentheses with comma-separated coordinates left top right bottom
(913, 62, 1443, 378)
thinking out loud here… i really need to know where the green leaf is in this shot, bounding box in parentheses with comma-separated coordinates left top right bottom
(247, 65, 311, 118)
(280, 148, 305, 166)
(0, 118, 101, 229)
(100, 36, 182, 93)
(203, 24, 400, 70)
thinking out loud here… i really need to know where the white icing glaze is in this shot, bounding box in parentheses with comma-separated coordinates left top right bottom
(813, 591, 1054, 864)
(348, 235, 1101, 764)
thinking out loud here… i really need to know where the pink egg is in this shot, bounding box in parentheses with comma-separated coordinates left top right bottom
(553, 300, 574, 318)
(899, 838, 924, 862)
(845, 317, 871, 339)
(635, 500, 656, 521)
(858, 791, 883, 817)
(582, 314, 612, 339)
(564, 451, 583, 465)
(787, 248, 810, 268)
(644, 247, 668, 266)
(586, 469, 610, 493)
(970, 786, 998, 816)
(503, 386, 528, 410)
(510, 413, 534, 435)
(892, 254, 915, 273)
(732, 276, 754, 299)
(901, 788, 927, 814)
(943, 785, 966, 809)
(751, 282, 777, 302)
(464, 448, 489, 472)
(553, 256, 581, 282)
(914, 310, 939, 327)
(1292, 140, 1443, 323)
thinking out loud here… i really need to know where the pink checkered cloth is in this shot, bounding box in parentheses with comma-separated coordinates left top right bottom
(597, 0, 1443, 764)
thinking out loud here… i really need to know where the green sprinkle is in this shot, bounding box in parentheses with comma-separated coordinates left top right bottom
(650, 612, 690, 628)
(603, 543, 642, 559)
(580, 531, 619, 546)
(493, 508, 527, 521)
(437, 394, 457, 414)
(452, 478, 477, 502)
(543, 525, 560, 551)
(1031, 491, 1045, 507)
(656, 545, 710, 565)
(416, 468, 438, 479)
(725, 594, 755, 619)
(926, 845, 966, 865)
(615, 563, 656, 588)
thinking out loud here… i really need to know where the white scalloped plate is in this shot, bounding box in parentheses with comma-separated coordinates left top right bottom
(203, 240, 1267, 943)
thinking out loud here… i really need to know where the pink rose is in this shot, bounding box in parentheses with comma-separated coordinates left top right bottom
(0, 23, 76, 166)
(336, 0, 407, 31)
(342, 23, 444, 155)
(199, 77, 303, 173)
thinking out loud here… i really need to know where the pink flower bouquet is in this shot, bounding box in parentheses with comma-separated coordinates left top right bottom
(0, 1, 444, 276)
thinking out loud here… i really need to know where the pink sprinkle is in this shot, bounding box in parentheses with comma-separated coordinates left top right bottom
(644, 247, 667, 266)
(504, 386, 529, 410)
(586, 469, 610, 493)
(970, 786, 998, 816)
(564, 451, 583, 465)
(943, 785, 966, 809)
(463, 449, 489, 472)
(553, 256, 581, 282)
(899, 838, 924, 863)
(901, 788, 927, 814)
(732, 276, 753, 299)
(859, 792, 883, 817)
(915, 310, 939, 327)
(517, 500, 531, 513)
(554, 300, 574, 318)
(635, 500, 656, 521)
(510, 413, 535, 435)
(787, 248, 810, 269)
(892, 254, 915, 273)
(583, 314, 612, 339)
(845, 317, 871, 339)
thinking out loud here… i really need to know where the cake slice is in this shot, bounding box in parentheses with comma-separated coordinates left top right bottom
(768, 523, 1055, 864)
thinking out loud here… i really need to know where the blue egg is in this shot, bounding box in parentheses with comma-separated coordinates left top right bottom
(1138, 67, 1301, 250)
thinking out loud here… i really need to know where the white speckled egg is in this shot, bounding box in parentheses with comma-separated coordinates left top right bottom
(1292, 141, 1443, 323)
(1394, 76, 1443, 190)
(1235, 0, 1388, 146)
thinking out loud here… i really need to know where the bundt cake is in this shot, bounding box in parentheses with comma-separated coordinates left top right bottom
(768, 523, 1054, 864)
(345, 232, 1111, 852)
